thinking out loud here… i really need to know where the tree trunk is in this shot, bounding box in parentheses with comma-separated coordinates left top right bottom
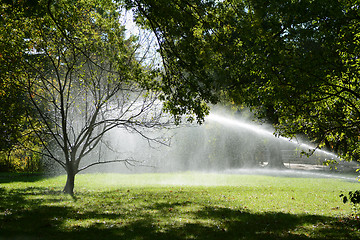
(242, 152, 257, 168)
(63, 164, 76, 195)
(267, 143, 286, 169)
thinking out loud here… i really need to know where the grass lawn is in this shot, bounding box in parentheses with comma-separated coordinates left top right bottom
(1, 171, 360, 239)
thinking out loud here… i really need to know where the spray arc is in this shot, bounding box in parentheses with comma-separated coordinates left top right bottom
(206, 113, 339, 168)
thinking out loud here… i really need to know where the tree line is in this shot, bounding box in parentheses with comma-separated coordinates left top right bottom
(1, 0, 359, 194)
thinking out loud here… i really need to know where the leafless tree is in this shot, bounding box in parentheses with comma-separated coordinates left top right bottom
(19, 1, 170, 195)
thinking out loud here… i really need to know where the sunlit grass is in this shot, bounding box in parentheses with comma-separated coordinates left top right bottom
(1, 172, 360, 239)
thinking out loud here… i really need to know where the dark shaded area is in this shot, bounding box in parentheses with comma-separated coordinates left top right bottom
(0, 172, 49, 183)
(0, 172, 48, 183)
(1, 187, 359, 240)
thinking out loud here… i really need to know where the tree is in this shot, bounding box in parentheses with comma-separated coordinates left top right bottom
(2, 0, 170, 195)
(0, 0, 46, 171)
(0, 0, 36, 153)
(127, 0, 360, 162)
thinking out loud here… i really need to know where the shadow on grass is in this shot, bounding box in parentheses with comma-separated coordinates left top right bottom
(0, 172, 48, 183)
(0, 187, 359, 240)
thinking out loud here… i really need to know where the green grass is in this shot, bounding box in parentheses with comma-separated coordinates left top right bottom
(1, 172, 360, 239)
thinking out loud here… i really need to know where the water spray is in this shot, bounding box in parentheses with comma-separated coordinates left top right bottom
(207, 113, 339, 160)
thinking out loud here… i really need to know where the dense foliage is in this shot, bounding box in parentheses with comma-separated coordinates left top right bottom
(127, 0, 360, 161)
(0, 0, 45, 171)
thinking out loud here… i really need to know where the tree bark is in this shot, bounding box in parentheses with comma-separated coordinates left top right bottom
(63, 164, 76, 195)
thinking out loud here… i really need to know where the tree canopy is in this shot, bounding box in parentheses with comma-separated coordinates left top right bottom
(127, 0, 360, 161)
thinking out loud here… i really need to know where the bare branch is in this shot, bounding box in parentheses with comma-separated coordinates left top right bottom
(76, 157, 146, 173)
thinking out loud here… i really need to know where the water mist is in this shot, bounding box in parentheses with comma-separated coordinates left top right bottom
(81, 109, 358, 182)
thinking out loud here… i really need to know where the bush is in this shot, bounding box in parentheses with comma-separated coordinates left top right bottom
(0, 146, 43, 173)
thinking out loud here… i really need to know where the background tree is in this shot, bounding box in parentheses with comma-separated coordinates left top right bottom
(127, 0, 360, 162)
(0, 0, 46, 171)
(2, 0, 170, 195)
